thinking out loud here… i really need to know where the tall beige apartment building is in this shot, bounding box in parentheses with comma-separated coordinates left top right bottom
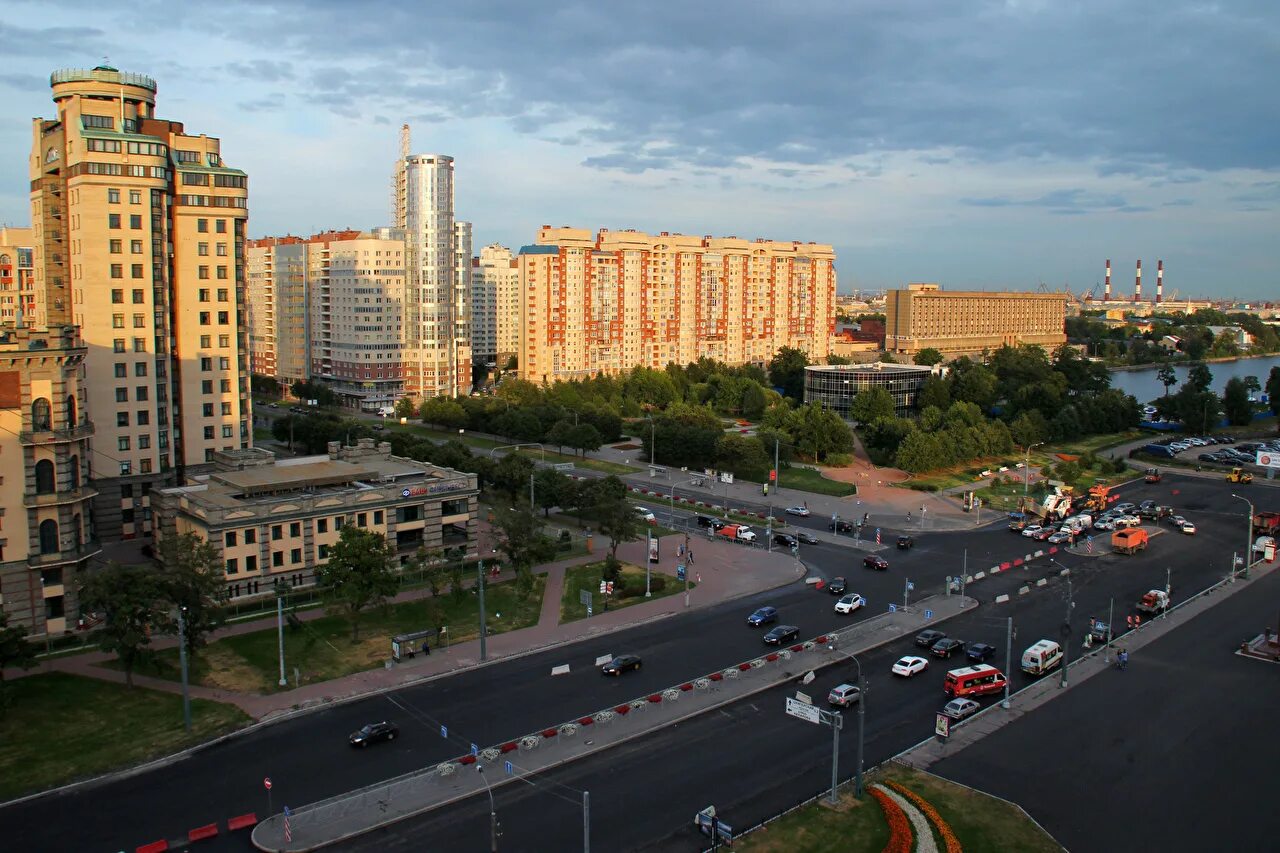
(0, 324, 99, 637)
(28, 66, 250, 539)
(884, 283, 1067, 357)
(518, 227, 835, 383)
(0, 227, 41, 327)
(471, 243, 519, 365)
(247, 229, 410, 410)
(246, 234, 309, 388)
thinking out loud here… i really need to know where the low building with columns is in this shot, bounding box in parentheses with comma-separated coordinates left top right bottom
(151, 440, 477, 601)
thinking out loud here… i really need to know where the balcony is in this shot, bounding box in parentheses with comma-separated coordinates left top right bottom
(20, 422, 95, 445)
(28, 541, 103, 568)
(24, 485, 100, 508)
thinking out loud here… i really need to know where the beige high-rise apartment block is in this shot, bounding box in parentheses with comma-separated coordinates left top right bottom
(28, 66, 250, 539)
(0, 227, 40, 327)
(518, 227, 835, 383)
(0, 324, 99, 637)
(884, 283, 1067, 357)
(470, 243, 519, 365)
(246, 235, 310, 388)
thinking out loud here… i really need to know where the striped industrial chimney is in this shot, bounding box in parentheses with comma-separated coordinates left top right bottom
(1156, 260, 1164, 304)
(1104, 259, 1111, 301)
(1133, 260, 1142, 303)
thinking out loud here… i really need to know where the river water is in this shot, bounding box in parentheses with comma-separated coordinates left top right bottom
(1108, 354, 1280, 403)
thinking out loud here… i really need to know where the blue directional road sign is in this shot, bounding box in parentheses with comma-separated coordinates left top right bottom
(440, 725, 447, 739)
(925, 609, 933, 620)
(505, 760, 514, 775)
(471, 743, 479, 756)
(888, 603, 897, 613)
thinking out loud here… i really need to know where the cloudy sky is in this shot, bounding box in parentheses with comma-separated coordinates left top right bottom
(3, 0, 1277, 298)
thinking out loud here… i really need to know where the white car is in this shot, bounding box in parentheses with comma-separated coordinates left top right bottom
(1115, 515, 1141, 528)
(892, 656, 929, 678)
(1179, 520, 1197, 535)
(785, 506, 811, 517)
(1047, 531, 1072, 544)
(1093, 519, 1116, 531)
(1021, 524, 1044, 538)
(1171, 515, 1187, 528)
(633, 506, 657, 524)
(834, 594, 866, 614)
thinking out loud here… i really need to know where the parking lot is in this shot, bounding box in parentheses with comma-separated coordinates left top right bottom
(1142, 433, 1280, 476)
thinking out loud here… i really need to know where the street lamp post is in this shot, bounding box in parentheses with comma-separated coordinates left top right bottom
(476, 765, 500, 852)
(176, 606, 191, 732)
(1023, 442, 1044, 495)
(1231, 494, 1254, 578)
(825, 640, 866, 799)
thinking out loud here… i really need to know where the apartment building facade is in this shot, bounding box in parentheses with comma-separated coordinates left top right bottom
(152, 440, 478, 601)
(246, 235, 309, 388)
(518, 227, 835, 383)
(470, 243, 519, 365)
(884, 283, 1067, 357)
(0, 227, 40, 327)
(0, 324, 99, 637)
(394, 153, 471, 398)
(28, 66, 250, 539)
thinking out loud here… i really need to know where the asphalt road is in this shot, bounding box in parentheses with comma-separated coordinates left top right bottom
(0, 472, 1255, 851)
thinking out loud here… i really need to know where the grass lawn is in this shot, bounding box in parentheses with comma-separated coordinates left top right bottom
(253, 427, 274, 442)
(0, 672, 249, 800)
(1046, 430, 1144, 457)
(122, 576, 545, 693)
(736, 764, 1059, 853)
(559, 560, 689, 624)
(779, 467, 858, 497)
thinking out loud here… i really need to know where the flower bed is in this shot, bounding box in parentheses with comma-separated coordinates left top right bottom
(886, 781, 962, 853)
(871, 786, 913, 853)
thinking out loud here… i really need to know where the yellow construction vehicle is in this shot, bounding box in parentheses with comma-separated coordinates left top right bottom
(1227, 468, 1254, 485)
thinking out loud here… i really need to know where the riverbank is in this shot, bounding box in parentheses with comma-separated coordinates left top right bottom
(1106, 351, 1280, 372)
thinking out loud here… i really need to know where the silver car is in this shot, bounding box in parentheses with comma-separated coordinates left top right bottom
(942, 698, 980, 720)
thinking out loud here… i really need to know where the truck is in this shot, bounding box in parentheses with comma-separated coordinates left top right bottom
(1111, 527, 1149, 555)
(1144, 468, 1162, 483)
(1083, 484, 1113, 513)
(1253, 511, 1280, 538)
(1227, 467, 1254, 484)
(716, 524, 756, 543)
(1135, 589, 1171, 615)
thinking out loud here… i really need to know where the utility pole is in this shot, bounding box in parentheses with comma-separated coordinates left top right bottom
(829, 709, 843, 805)
(176, 607, 191, 732)
(1023, 442, 1043, 495)
(276, 593, 287, 687)
(1060, 578, 1074, 689)
(903, 577, 911, 611)
(530, 472, 535, 512)
(477, 560, 488, 662)
(582, 790, 590, 853)
(1002, 616, 1014, 709)
(476, 766, 499, 852)
(1231, 494, 1253, 580)
(1164, 567, 1172, 619)
(1105, 597, 1114, 664)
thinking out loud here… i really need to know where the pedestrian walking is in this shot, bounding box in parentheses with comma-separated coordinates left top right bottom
(678, 542, 685, 558)
(1118, 649, 1128, 671)
(696, 572, 702, 585)
(688, 549, 695, 564)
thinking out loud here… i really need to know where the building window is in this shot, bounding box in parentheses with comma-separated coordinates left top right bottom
(202, 403, 214, 417)
(318, 544, 329, 559)
(199, 288, 210, 302)
(217, 266, 228, 279)
(373, 510, 384, 525)
(35, 459, 55, 494)
(225, 531, 237, 547)
(138, 435, 149, 449)
(226, 558, 238, 575)
(109, 214, 121, 229)
(117, 411, 129, 427)
(110, 264, 123, 279)
(271, 525, 283, 541)
(222, 425, 233, 438)
(112, 314, 125, 328)
(216, 219, 227, 233)
(31, 397, 51, 430)
(120, 461, 131, 475)
(317, 518, 328, 533)
(137, 410, 149, 426)
(199, 266, 210, 279)
(130, 190, 142, 204)
(291, 548, 302, 564)
(115, 388, 128, 403)
(108, 189, 120, 204)
(201, 380, 213, 393)
(272, 551, 283, 567)
(129, 214, 142, 229)
(135, 363, 147, 377)
(217, 288, 228, 302)
(289, 522, 301, 537)
(131, 286, 145, 302)
(217, 311, 229, 324)
(131, 240, 143, 254)
(197, 218, 208, 233)
(39, 519, 58, 554)
(131, 265, 143, 279)
(118, 437, 130, 451)
(110, 239, 122, 254)
(198, 242, 209, 256)
(245, 528, 256, 544)
(203, 426, 214, 440)
(113, 338, 126, 353)
(133, 314, 145, 328)
(135, 386, 148, 401)
(245, 555, 257, 572)
(133, 338, 146, 352)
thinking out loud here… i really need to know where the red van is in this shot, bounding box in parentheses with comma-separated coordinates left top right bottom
(943, 664, 1007, 698)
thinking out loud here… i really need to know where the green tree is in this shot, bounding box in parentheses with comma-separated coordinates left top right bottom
(420, 397, 469, 430)
(251, 374, 282, 397)
(290, 380, 337, 407)
(594, 475, 645, 564)
(314, 526, 399, 641)
(896, 431, 948, 473)
(740, 382, 767, 420)
(917, 376, 951, 411)
(394, 396, 417, 419)
(1267, 367, 1280, 416)
(545, 419, 575, 454)
(489, 452, 537, 501)
(567, 422, 604, 457)
(768, 346, 809, 401)
(0, 612, 37, 701)
(79, 563, 169, 688)
(154, 532, 226, 656)
(913, 348, 944, 366)
(1222, 377, 1254, 426)
(1009, 410, 1048, 448)
(1157, 364, 1178, 398)
(952, 364, 997, 410)
(1243, 375, 1262, 396)
(1173, 387, 1221, 434)
(787, 402, 854, 462)
(491, 503, 557, 600)
(1186, 363, 1213, 394)
(715, 433, 771, 481)
(533, 468, 571, 517)
(848, 387, 895, 425)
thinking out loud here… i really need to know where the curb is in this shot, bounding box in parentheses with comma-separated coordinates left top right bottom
(0, 554, 808, 812)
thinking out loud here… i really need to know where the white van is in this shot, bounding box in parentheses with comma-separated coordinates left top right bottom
(1021, 640, 1063, 675)
(376, 405, 396, 417)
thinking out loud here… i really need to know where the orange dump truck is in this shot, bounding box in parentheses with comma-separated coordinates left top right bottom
(1111, 527, 1149, 555)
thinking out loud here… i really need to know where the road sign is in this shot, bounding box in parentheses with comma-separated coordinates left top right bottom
(505, 760, 514, 775)
(471, 743, 479, 756)
(888, 603, 897, 613)
(794, 691, 812, 704)
(935, 713, 951, 738)
(554, 462, 575, 471)
(924, 609, 933, 620)
(264, 777, 272, 790)
(677, 564, 687, 581)
(580, 589, 592, 607)
(786, 696, 821, 724)
(440, 725, 448, 739)
(907, 582, 915, 592)
(769, 468, 777, 481)
(876, 527, 882, 545)
(599, 581, 614, 594)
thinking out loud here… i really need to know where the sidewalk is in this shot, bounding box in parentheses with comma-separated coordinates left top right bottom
(10, 534, 803, 722)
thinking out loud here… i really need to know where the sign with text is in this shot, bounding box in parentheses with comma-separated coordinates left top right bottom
(935, 713, 951, 738)
(1258, 452, 1280, 470)
(786, 696, 821, 724)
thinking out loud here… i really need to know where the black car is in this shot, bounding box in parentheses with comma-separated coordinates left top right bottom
(601, 654, 642, 676)
(696, 515, 717, 528)
(795, 531, 820, 545)
(914, 629, 947, 648)
(966, 642, 997, 663)
(863, 555, 889, 571)
(829, 519, 854, 533)
(930, 637, 965, 659)
(763, 625, 800, 645)
(774, 533, 798, 548)
(827, 577, 847, 595)
(896, 535, 914, 549)
(349, 721, 399, 747)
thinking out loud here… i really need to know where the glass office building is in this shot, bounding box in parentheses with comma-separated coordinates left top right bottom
(803, 363, 941, 419)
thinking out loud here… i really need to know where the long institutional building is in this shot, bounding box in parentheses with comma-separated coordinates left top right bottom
(517, 227, 836, 382)
(884, 282, 1066, 357)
